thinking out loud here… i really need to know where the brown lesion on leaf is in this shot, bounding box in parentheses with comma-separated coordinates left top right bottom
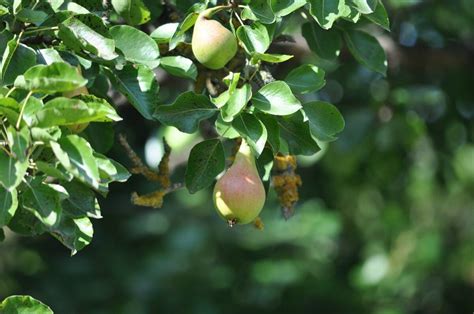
(119, 134, 174, 208)
(272, 154, 302, 219)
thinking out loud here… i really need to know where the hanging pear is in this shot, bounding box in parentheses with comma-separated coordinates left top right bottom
(192, 7, 238, 70)
(213, 139, 266, 225)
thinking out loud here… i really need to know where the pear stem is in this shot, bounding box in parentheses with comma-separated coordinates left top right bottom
(200, 5, 232, 19)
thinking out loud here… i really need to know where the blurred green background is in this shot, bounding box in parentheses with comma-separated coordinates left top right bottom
(1, 0, 473, 313)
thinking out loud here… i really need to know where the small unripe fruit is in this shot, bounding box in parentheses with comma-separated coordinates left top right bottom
(213, 140, 266, 225)
(192, 7, 238, 70)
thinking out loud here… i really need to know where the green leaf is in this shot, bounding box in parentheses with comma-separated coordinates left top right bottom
(62, 181, 101, 219)
(0, 30, 13, 57)
(237, 22, 270, 54)
(232, 113, 268, 156)
(257, 112, 280, 153)
(365, 0, 390, 31)
(305, 101, 345, 141)
(223, 72, 241, 94)
(50, 215, 93, 254)
(94, 152, 131, 185)
(341, 4, 361, 23)
(0, 38, 37, 86)
(221, 84, 252, 122)
(277, 111, 320, 155)
(36, 161, 74, 181)
(159, 56, 197, 81)
(169, 12, 198, 50)
(35, 96, 120, 127)
(37, 48, 65, 65)
(271, 0, 306, 17)
(7, 206, 46, 236)
(22, 178, 63, 227)
(106, 64, 159, 120)
(14, 62, 88, 93)
(16, 8, 49, 25)
(0, 97, 20, 124)
(6, 126, 30, 163)
(31, 127, 62, 142)
(215, 114, 240, 139)
(150, 22, 179, 44)
(0, 150, 29, 191)
(0, 188, 18, 227)
(253, 53, 293, 63)
(50, 135, 101, 189)
(247, 0, 275, 24)
(154, 91, 218, 133)
(349, 0, 378, 14)
(82, 123, 115, 153)
(22, 96, 43, 126)
(252, 81, 302, 115)
(110, 25, 160, 68)
(344, 29, 387, 75)
(256, 147, 274, 181)
(285, 64, 326, 94)
(185, 139, 225, 194)
(308, 0, 347, 29)
(58, 17, 118, 60)
(111, 0, 151, 25)
(302, 22, 342, 60)
(0, 296, 53, 314)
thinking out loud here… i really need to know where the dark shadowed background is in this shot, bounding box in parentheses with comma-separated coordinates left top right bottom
(1, 0, 473, 313)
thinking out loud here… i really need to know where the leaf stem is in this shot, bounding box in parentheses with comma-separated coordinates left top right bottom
(16, 91, 33, 129)
(5, 87, 16, 98)
(23, 26, 59, 35)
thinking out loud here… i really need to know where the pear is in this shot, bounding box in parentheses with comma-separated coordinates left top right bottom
(192, 7, 238, 70)
(213, 139, 266, 225)
(63, 67, 89, 133)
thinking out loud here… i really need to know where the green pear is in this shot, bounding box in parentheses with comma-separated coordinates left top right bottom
(192, 7, 238, 70)
(213, 139, 266, 225)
